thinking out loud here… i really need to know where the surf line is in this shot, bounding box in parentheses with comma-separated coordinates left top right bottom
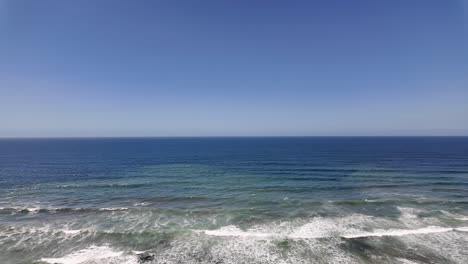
(199, 226, 468, 239)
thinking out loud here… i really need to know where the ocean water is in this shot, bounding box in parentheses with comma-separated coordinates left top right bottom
(0, 137, 467, 264)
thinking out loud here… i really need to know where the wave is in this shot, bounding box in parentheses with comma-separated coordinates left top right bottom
(341, 226, 456, 238)
(134, 202, 151, 206)
(200, 225, 468, 239)
(198, 208, 468, 240)
(100, 207, 129, 210)
(0, 226, 90, 237)
(2, 210, 466, 264)
(253, 183, 428, 193)
(0, 205, 235, 215)
(61, 229, 82, 235)
(3, 197, 468, 215)
(0, 225, 197, 240)
(41, 245, 138, 264)
(243, 165, 468, 174)
(0, 206, 130, 214)
(8, 223, 466, 241)
(202, 226, 275, 238)
(56, 183, 148, 189)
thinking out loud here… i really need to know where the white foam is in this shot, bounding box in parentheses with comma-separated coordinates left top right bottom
(41, 245, 138, 264)
(199, 215, 371, 239)
(57, 183, 138, 188)
(288, 216, 368, 239)
(456, 227, 468, 232)
(169, 227, 361, 264)
(62, 229, 82, 235)
(134, 202, 150, 206)
(397, 207, 420, 222)
(99, 207, 129, 211)
(396, 258, 421, 264)
(440, 210, 468, 221)
(342, 226, 453, 238)
(23, 207, 41, 213)
(201, 225, 468, 240)
(57, 184, 80, 188)
(203, 225, 274, 238)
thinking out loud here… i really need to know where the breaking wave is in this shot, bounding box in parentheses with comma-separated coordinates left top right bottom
(41, 245, 138, 264)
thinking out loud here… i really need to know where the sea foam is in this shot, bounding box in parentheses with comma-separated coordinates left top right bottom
(41, 245, 137, 264)
(201, 222, 468, 240)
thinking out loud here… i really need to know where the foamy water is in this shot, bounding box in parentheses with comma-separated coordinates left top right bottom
(41, 245, 138, 264)
(201, 224, 468, 239)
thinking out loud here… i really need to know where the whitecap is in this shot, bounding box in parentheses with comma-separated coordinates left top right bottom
(342, 226, 453, 238)
(134, 202, 150, 206)
(99, 207, 129, 211)
(201, 222, 465, 240)
(456, 227, 468, 232)
(396, 258, 421, 264)
(202, 225, 275, 238)
(61, 229, 82, 235)
(40, 245, 138, 264)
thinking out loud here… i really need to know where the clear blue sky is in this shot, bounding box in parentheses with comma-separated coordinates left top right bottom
(1, 0, 467, 137)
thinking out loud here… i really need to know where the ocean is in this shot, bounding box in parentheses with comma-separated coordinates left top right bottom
(0, 137, 467, 264)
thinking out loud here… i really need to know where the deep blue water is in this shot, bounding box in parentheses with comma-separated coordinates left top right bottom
(1, 137, 467, 264)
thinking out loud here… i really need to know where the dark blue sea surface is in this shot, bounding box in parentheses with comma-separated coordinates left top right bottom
(1, 137, 467, 264)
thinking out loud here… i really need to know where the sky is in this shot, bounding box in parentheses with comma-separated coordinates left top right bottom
(1, 0, 467, 137)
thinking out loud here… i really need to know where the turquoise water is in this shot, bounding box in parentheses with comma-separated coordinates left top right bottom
(0, 137, 467, 264)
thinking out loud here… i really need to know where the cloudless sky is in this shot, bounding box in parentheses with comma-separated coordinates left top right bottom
(1, 0, 467, 137)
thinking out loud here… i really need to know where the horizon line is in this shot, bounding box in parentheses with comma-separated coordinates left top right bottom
(0, 135, 467, 139)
